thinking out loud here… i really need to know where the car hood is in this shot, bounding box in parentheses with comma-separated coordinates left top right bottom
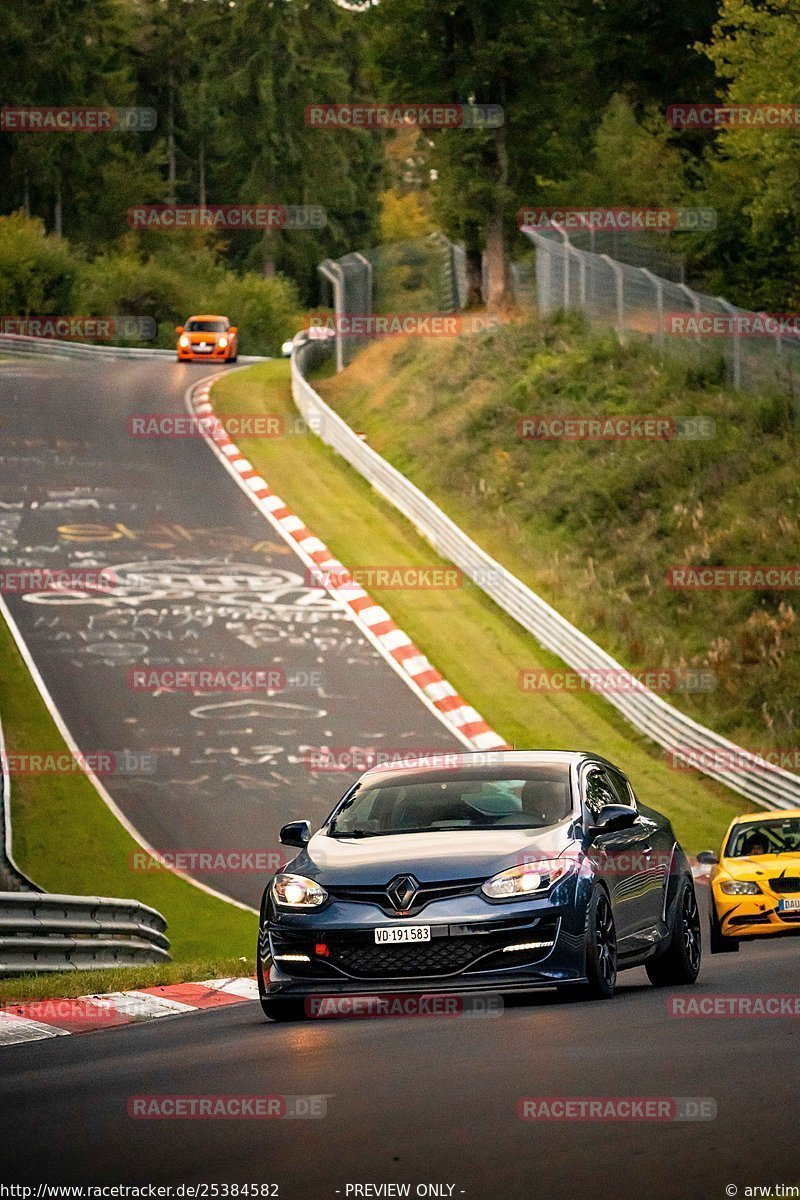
(291, 826, 575, 885)
(719, 852, 800, 881)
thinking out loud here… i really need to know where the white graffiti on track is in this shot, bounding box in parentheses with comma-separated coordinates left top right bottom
(21, 559, 342, 612)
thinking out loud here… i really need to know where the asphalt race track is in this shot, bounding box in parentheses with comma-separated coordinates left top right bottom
(0, 357, 798, 1198)
(0, 357, 460, 906)
(1, 906, 798, 1197)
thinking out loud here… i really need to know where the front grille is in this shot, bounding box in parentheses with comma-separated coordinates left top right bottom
(769, 876, 800, 894)
(327, 879, 483, 917)
(728, 913, 772, 926)
(333, 938, 480, 978)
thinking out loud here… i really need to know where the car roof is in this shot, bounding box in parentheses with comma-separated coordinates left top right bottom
(730, 809, 800, 825)
(186, 314, 229, 322)
(360, 749, 619, 783)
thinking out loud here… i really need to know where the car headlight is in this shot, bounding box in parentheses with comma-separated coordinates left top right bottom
(218, 336, 228, 348)
(481, 861, 572, 900)
(179, 335, 190, 347)
(720, 879, 761, 895)
(272, 873, 328, 908)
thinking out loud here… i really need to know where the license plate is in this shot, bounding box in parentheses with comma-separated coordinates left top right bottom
(375, 926, 431, 944)
(778, 897, 800, 912)
(196, 344, 212, 352)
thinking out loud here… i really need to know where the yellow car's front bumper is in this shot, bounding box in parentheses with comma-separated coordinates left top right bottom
(712, 883, 800, 939)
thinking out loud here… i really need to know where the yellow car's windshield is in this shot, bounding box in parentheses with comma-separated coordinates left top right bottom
(726, 817, 800, 857)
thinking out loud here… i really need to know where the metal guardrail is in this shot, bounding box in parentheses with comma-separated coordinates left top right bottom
(291, 334, 800, 812)
(0, 892, 170, 974)
(0, 715, 40, 892)
(0, 333, 267, 363)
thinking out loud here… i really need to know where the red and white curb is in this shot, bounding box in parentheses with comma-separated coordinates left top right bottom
(188, 378, 508, 754)
(0, 977, 259, 1047)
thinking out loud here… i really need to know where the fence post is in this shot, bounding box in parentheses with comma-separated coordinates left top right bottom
(318, 258, 346, 373)
(353, 252, 373, 317)
(640, 268, 665, 352)
(600, 254, 624, 335)
(677, 284, 703, 342)
(715, 296, 741, 390)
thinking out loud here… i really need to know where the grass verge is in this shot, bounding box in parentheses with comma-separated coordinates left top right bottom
(211, 360, 745, 854)
(0, 611, 256, 998)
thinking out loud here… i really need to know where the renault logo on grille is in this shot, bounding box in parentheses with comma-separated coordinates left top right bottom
(386, 875, 419, 912)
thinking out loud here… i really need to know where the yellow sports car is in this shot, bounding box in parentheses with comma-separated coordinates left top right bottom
(698, 810, 800, 952)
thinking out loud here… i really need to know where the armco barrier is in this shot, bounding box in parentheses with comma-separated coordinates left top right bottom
(0, 332, 267, 362)
(291, 334, 800, 812)
(0, 893, 170, 974)
(0, 715, 39, 892)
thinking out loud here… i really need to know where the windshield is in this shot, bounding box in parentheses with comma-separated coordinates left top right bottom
(328, 766, 573, 837)
(185, 318, 228, 332)
(726, 817, 800, 857)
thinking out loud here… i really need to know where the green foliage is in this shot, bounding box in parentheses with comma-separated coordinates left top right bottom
(74, 242, 299, 353)
(319, 319, 800, 753)
(0, 212, 80, 314)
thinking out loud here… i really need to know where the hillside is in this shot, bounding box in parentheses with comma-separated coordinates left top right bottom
(317, 316, 800, 760)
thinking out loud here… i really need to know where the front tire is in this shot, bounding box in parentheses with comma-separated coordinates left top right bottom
(574, 887, 617, 1000)
(260, 996, 307, 1022)
(646, 878, 702, 985)
(708, 901, 739, 954)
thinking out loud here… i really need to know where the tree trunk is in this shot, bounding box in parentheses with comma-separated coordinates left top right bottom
(262, 229, 275, 278)
(167, 72, 177, 204)
(484, 124, 513, 312)
(198, 143, 206, 208)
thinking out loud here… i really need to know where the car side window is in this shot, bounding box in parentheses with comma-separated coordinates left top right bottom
(583, 768, 619, 820)
(606, 768, 635, 809)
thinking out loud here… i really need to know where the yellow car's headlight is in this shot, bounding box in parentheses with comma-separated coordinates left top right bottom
(272, 873, 328, 908)
(720, 880, 760, 895)
(481, 861, 572, 900)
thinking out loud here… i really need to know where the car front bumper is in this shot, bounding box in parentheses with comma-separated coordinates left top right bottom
(261, 895, 588, 1000)
(714, 887, 800, 939)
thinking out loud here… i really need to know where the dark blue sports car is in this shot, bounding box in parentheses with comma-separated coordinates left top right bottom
(257, 751, 701, 1020)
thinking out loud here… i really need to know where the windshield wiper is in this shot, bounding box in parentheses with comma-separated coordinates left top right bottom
(327, 828, 377, 839)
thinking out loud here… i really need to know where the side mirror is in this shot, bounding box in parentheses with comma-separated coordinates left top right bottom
(280, 820, 312, 848)
(586, 803, 638, 835)
(175, 325, 184, 334)
(228, 326, 237, 336)
(696, 850, 719, 865)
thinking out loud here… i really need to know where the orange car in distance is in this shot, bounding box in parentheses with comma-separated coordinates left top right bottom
(176, 314, 238, 362)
